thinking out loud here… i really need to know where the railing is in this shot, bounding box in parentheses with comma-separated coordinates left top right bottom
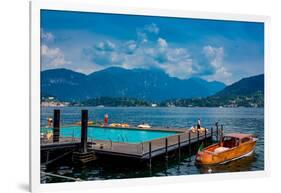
(139, 128, 220, 157)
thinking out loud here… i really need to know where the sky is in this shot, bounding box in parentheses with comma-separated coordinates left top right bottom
(41, 10, 264, 84)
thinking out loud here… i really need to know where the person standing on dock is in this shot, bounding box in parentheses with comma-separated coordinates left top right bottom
(47, 117, 53, 128)
(104, 114, 109, 126)
(197, 118, 201, 130)
(215, 121, 219, 130)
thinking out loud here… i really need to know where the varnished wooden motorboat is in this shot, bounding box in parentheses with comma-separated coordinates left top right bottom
(196, 133, 257, 165)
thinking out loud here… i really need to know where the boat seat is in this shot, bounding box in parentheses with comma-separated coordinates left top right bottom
(214, 147, 229, 154)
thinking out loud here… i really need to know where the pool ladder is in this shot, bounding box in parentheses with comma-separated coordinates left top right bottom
(117, 134, 128, 142)
(108, 137, 113, 148)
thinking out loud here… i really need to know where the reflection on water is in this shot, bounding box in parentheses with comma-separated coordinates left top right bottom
(197, 153, 256, 174)
(41, 107, 264, 183)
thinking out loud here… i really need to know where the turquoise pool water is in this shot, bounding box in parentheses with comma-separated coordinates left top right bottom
(41, 126, 177, 143)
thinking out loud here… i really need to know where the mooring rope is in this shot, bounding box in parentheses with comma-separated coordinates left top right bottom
(41, 171, 82, 182)
(43, 151, 73, 165)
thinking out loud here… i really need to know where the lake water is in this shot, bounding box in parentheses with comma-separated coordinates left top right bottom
(41, 107, 264, 183)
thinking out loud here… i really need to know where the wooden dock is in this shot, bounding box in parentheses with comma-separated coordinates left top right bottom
(85, 129, 214, 160)
(41, 109, 222, 165)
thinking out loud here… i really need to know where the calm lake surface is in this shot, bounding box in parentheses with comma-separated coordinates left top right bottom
(41, 107, 264, 183)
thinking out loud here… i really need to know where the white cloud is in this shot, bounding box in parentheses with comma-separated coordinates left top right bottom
(41, 30, 71, 69)
(203, 46, 224, 68)
(158, 38, 168, 49)
(41, 45, 61, 58)
(164, 48, 194, 78)
(95, 40, 115, 51)
(82, 40, 125, 66)
(83, 35, 195, 79)
(202, 45, 231, 82)
(124, 40, 137, 54)
(136, 23, 159, 45)
(137, 31, 148, 44)
(144, 23, 159, 34)
(41, 30, 54, 42)
(41, 44, 71, 68)
(81, 24, 232, 82)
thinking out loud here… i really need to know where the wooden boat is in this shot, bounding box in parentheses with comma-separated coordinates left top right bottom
(137, 123, 151, 129)
(109, 123, 130, 128)
(196, 133, 257, 165)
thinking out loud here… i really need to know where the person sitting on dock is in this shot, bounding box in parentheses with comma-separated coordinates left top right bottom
(46, 131, 53, 141)
(196, 118, 208, 133)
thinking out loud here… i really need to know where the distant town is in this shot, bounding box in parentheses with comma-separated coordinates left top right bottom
(41, 96, 70, 107)
(41, 92, 264, 108)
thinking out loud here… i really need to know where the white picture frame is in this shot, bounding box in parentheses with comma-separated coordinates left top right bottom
(30, 0, 270, 192)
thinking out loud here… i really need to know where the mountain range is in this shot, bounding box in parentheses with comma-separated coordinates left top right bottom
(162, 73, 264, 107)
(41, 67, 226, 101)
(215, 74, 264, 96)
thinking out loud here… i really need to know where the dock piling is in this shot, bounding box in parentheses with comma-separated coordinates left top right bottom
(72, 110, 97, 164)
(81, 110, 88, 153)
(53, 109, 60, 143)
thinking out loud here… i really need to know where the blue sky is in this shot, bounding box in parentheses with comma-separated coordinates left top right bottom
(41, 10, 264, 84)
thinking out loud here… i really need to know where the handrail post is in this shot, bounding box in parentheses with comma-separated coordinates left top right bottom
(216, 125, 219, 142)
(211, 127, 213, 142)
(188, 132, 191, 157)
(165, 138, 168, 160)
(178, 135, 181, 160)
(204, 128, 207, 146)
(220, 124, 224, 141)
(197, 130, 200, 149)
(149, 142, 152, 169)
(204, 127, 207, 138)
(72, 128, 75, 142)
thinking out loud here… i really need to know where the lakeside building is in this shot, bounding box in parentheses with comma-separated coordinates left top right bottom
(41, 101, 70, 107)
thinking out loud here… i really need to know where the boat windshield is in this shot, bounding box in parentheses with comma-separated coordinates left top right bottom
(222, 136, 239, 148)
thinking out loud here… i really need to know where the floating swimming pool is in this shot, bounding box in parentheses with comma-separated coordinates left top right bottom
(41, 126, 178, 144)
